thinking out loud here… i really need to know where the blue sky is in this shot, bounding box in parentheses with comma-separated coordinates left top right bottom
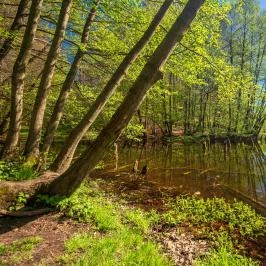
(260, 0, 266, 10)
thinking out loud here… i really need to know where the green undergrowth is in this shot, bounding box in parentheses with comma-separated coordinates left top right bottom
(37, 181, 160, 233)
(8, 192, 30, 211)
(35, 180, 265, 265)
(36, 181, 171, 265)
(0, 161, 38, 181)
(162, 196, 265, 265)
(196, 248, 258, 266)
(163, 196, 265, 237)
(0, 159, 106, 181)
(162, 135, 207, 144)
(0, 236, 42, 265)
(162, 132, 256, 144)
(195, 232, 259, 266)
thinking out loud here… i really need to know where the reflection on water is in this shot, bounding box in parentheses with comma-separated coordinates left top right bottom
(101, 142, 266, 211)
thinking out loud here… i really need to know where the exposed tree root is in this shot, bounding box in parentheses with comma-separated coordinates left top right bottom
(0, 208, 52, 217)
(0, 171, 59, 209)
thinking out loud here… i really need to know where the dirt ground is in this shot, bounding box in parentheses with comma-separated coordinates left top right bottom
(0, 213, 89, 265)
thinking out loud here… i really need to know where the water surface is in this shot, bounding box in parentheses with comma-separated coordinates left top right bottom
(98, 142, 266, 213)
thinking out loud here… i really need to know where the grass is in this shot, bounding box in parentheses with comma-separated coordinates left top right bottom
(37, 181, 161, 234)
(0, 236, 42, 264)
(123, 208, 160, 234)
(61, 229, 172, 266)
(40, 181, 173, 265)
(195, 246, 259, 266)
(38, 183, 123, 232)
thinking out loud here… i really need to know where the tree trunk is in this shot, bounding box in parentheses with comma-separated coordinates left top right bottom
(24, 0, 72, 159)
(50, 0, 174, 174)
(168, 73, 173, 136)
(0, 172, 58, 209)
(0, 111, 10, 136)
(48, 0, 205, 196)
(41, 0, 100, 155)
(0, 0, 43, 160)
(0, 0, 29, 64)
(235, 11, 247, 132)
(243, 40, 266, 132)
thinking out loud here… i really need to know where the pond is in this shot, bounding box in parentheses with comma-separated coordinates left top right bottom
(95, 141, 266, 214)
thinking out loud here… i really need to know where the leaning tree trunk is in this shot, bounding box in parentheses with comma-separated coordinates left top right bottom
(41, 0, 100, 155)
(50, 0, 174, 174)
(0, 0, 43, 160)
(24, 0, 72, 160)
(0, 0, 29, 64)
(48, 0, 205, 196)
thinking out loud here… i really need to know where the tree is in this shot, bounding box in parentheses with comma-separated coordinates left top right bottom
(0, 0, 43, 160)
(48, 0, 205, 196)
(24, 0, 73, 159)
(0, 0, 205, 207)
(0, 0, 29, 64)
(41, 0, 101, 155)
(221, 0, 266, 134)
(50, 0, 174, 173)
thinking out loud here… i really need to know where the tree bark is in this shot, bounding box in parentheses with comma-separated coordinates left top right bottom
(24, 0, 72, 159)
(48, 0, 205, 196)
(235, 9, 247, 132)
(0, 0, 29, 64)
(0, 111, 10, 136)
(41, 0, 100, 155)
(0, 0, 43, 160)
(243, 39, 266, 132)
(0, 171, 58, 209)
(50, 0, 174, 173)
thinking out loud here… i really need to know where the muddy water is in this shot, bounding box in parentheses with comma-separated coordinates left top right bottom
(97, 141, 266, 213)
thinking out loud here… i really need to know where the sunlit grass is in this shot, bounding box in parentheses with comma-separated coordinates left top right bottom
(0, 236, 43, 264)
(61, 229, 172, 266)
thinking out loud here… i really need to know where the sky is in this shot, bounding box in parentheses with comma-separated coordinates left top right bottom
(260, 0, 266, 10)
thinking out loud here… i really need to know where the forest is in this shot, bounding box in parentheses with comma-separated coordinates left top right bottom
(0, 0, 266, 265)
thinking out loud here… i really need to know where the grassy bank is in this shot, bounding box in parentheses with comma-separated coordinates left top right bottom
(1, 179, 265, 265)
(162, 133, 258, 144)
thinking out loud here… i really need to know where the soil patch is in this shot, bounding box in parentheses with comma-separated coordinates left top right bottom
(0, 213, 88, 265)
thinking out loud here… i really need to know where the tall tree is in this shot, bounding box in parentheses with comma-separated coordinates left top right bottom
(50, 0, 174, 173)
(0, 0, 43, 160)
(24, 0, 73, 159)
(0, 0, 29, 64)
(234, 1, 248, 132)
(41, 0, 101, 155)
(48, 0, 205, 196)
